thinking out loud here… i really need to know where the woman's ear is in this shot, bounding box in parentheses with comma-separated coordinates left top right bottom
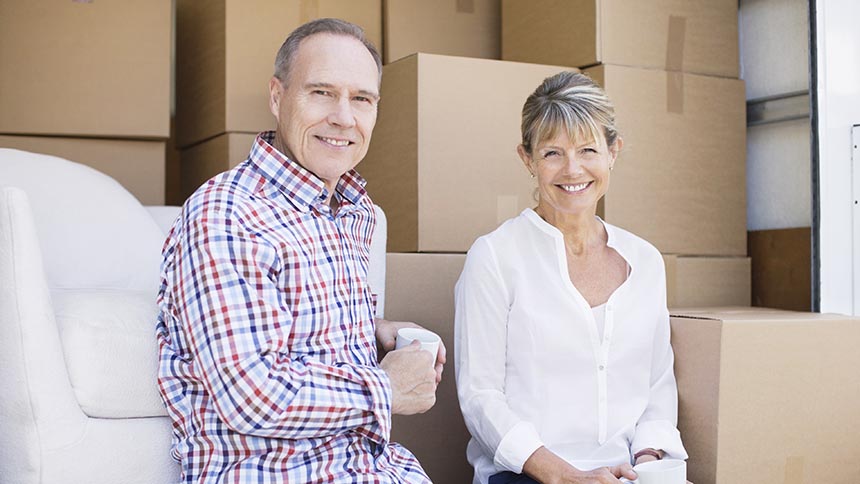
(608, 137, 623, 169)
(610, 137, 623, 159)
(517, 144, 534, 177)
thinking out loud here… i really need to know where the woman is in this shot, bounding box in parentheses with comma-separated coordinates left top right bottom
(454, 71, 689, 484)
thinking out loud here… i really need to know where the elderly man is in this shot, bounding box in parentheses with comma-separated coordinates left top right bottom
(156, 18, 441, 483)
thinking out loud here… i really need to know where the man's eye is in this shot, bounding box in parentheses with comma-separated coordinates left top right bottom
(312, 90, 330, 96)
(354, 96, 370, 103)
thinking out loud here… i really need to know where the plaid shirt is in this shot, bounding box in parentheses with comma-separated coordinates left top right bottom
(156, 132, 431, 483)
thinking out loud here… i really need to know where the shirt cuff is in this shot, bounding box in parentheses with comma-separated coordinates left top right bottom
(493, 421, 544, 473)
(354, 365, 393, 445)
(631, 420, 688, 461)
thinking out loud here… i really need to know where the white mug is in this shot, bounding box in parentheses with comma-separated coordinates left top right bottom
(624, 459, 686, 484)
(395, 327, 441, 358)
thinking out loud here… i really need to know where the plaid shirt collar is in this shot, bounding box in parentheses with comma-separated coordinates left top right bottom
(251, 131, 368, 212)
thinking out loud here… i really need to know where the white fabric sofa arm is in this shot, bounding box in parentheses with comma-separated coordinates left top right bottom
(145, 205, 182, 236)
(0, 186, 87, 480)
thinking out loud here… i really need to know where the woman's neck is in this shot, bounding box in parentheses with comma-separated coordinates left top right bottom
(535, 205, 605, 256)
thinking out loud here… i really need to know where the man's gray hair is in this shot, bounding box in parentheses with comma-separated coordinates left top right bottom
(273, 18, 382, 85)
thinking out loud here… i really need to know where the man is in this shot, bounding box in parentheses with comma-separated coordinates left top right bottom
(156, 18, 442, 483)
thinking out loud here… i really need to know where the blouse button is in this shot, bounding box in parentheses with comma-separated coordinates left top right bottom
(599, 365, 605, 371)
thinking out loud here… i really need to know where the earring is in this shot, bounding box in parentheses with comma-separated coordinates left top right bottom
(530, 172, 535, 179)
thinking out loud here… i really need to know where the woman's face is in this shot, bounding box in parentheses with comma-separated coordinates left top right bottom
(518, 130, 620, 221)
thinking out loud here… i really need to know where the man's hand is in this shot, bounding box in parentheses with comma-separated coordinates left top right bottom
(375, 318, 446, 384)
(379, 342, 437, 415)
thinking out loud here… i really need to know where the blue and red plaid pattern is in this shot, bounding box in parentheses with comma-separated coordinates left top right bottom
(156, 132, 430, 483)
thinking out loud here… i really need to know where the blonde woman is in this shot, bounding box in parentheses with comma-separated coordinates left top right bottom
(455, 72, 689, 484)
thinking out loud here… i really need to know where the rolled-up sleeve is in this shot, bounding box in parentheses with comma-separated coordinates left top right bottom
(455, 238, 544, 473)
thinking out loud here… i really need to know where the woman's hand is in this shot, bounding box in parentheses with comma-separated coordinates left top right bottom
(561, 464, 637, 484)
(523, 447, 637, 483)
(375, 318, 446, 383)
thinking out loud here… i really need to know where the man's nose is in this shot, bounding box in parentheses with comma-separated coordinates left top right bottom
(328, 97, 356, 128)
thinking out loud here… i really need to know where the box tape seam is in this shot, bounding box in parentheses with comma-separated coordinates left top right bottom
(784, 456, 804, 484)
(666, 15, 686, 72)
(665, 15, 686, 114)
(457, 0, 475, 14)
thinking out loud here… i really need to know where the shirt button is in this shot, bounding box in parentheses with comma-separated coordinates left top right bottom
(599, 365, 605, 371)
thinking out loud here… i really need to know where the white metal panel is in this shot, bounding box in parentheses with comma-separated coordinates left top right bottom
(747, 119, 812, 230)
(853, 126, 860, 313)
(816, 0, 860, 315)
(739, 0, 809, 100)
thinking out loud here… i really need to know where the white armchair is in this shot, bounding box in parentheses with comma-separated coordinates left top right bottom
(0, 149, 387, 484)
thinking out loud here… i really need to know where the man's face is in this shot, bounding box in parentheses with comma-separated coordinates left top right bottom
(269, 33, 380, 193)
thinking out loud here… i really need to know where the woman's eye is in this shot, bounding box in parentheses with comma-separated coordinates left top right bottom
(543, 150, 560, 158)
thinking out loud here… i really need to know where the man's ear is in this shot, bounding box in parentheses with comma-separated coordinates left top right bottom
(269, 77, 283, 120)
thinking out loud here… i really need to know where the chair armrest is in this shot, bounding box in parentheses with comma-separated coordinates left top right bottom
(0, 187, 86, 478)
(368, 205, 387, 318)
(145, 205, 182, 235)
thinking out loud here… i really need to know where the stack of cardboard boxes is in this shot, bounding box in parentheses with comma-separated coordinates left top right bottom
(501, 0, 751, 307)
(365, 0, 753, 313)
(0, 1, 171, 205)
(361, 2, 860, 484)
(364, 0, 758, 481)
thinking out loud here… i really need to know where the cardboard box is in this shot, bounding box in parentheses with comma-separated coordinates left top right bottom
(384, 253, 471, 484)
(361, 54, 569, 252)
(0, 1, 170, 138)
(748, 228, 811, 311)
(180, 133, 258, 200)
(0, 135, 166, 205)
(166, 117, 183, 206)
(586, 64, 747, 256)
(383, 0, 500, 64)
(670, 308, 860, 484)
(176, 0, 382, 148)
(663, 255, 751, 308)
(502, 0, 739, 78)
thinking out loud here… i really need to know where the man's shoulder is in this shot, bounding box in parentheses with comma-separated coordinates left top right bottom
(183, 162, 265, 222)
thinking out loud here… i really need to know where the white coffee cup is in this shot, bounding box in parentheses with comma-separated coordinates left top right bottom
(395, 327, 441, 358)
(627, 459, 686, 484)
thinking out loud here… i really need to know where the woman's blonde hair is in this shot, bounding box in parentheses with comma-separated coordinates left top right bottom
(520, 71, 619, 154)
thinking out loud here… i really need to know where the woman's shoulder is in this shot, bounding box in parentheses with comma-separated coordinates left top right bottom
(603, 220, 663, 266)
(472, 210, 530, 247)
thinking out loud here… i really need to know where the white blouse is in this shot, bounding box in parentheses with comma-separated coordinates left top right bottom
(454, 209, 687, 484)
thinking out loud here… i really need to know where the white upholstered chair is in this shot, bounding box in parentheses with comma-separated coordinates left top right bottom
(0, 148, 387, 484)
